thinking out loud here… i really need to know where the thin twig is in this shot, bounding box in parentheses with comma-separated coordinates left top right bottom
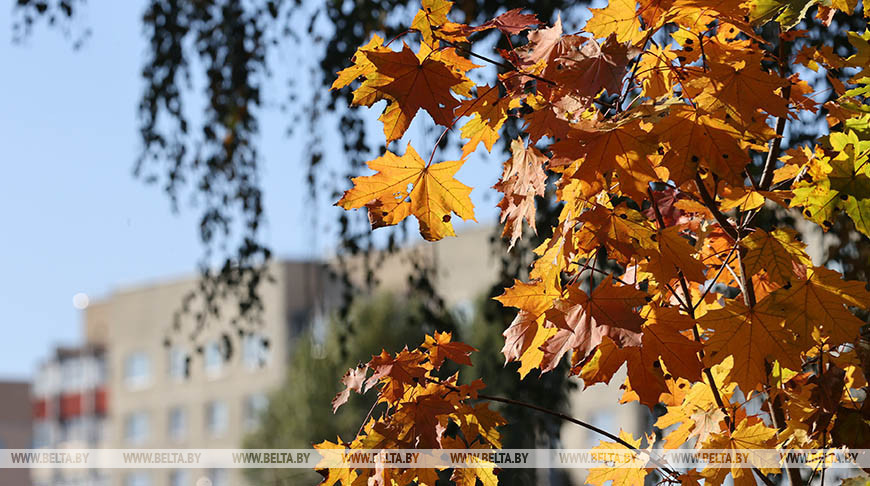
(649, 188, 733, 431)
(753, 467, 778, 486)
(693, 243, 739, 311)
(648, 188, 694, 312)
(476, 392, 682, 479)
(695, 174, 739, 241)
(759, 106, 789, 191)
(436, 37, 557, 86)
(430, 378, 682, 479)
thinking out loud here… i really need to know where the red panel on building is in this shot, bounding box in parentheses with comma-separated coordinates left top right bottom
(95, 387, 107, 414)
(33, 399, 47, 419)
(59, 393, 82, 419)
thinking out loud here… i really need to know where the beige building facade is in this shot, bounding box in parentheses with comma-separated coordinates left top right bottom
(85, 261, 329, 486)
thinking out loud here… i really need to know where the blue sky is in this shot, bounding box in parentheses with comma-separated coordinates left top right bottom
(0, 0, 509, 379)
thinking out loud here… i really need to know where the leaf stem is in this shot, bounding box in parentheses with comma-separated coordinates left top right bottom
(436, 37, 557, 86)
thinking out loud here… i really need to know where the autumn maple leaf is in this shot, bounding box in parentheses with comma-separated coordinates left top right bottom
(701, 300, 801, 393)
(327, 4, 870, 485)
(762, 265, 870, 350)
(494, 138, 548, 249)
(539, 277, 646, 371)
(332, 364, 369, 412)
(336, 146, 475, 241)
(365, 44, 466, 141)
(422, 331, 476, 369)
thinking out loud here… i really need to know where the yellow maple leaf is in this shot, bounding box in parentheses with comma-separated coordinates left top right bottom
(761, 265, 870, 350)
(331, 34, 391, 91)
(586, 430, 650, 486)
(411, 0, 454, 47)
(584, 0, 647, 45)
(314, 439, 358, 486)
(700, 418, 778, 485)
(458, 85, 513, 157)
(740, 228, 811, 286)
(336, 146, 475, 241)
(701, 300, 800, 393)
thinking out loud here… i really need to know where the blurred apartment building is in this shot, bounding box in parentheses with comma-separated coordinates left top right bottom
(0, 381, 33, 486)
(30, 228, 649, 486)
(30, 345, 107, 486)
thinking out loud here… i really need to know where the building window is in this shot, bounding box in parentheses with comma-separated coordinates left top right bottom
(205, 401, 228, 437)
(242, 333, 270, 369)
(203, 341, 225, 378)
(33, 421, 52, 448)
(124, 472, 151, 486)
(243, 393, 269, 431)
(168, 470, 188, 486)
(208, 468, 229, 486)
(167, 347, 188, 381)
(123, 352, 151, 389)
(60, 358, 84, 393)
(168, 406, 187, 442)
(60, 417, 85, 444)
(124, 412, 149, 445)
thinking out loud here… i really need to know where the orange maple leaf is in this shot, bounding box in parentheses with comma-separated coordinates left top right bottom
(552, 117, 657, 202)
(701, 300, 800, 393)
(652, 104, 751, 185)
(422, 331, 476, 369)
(762, 265, 870, 350)
(365, 349, 428, 402)
(685, 53, 790, 126)
(336, 146, 475, 241)
(641, 305, 704, 381)
(366, 44, 467, 141)
(540, 277, 645, 370)
(741, 228, 811, 286)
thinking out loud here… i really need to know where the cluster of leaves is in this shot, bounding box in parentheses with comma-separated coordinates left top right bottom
(325, 0, 870, 484)
(320, 331, 507, 486)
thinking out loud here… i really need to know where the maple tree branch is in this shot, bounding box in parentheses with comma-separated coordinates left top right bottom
(582, 265, 631, 286)
(664, 282, 691, 311)
(694, 174, 739, 241)
(698, 31, 709, 72)
(384, 29, 413, 48)
(723, 262, 746, 296)
(618, 29, 655, 111)
(766, 391, 804, 486)
(355, 396, 381, 439)
(737, 248, 757, 308)
(689, 320, 734, 431)
(760, 34, 792, 191)
(753, 467, 778, 486)
(427, 377, 681, 479)
(425, 83, 500, 166)
(648, 188, 734, 432)
(474, 392, 682, 479)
